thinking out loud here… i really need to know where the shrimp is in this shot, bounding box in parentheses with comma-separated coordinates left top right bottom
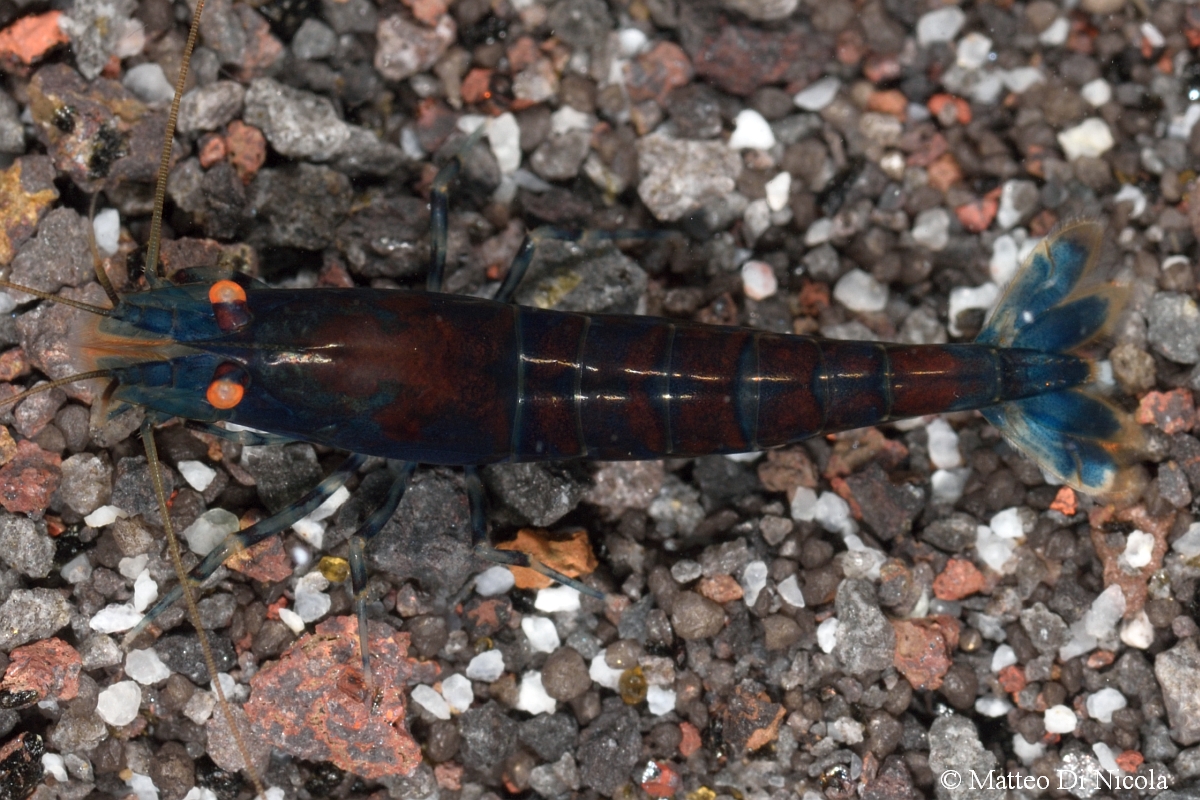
(0, 0, 1148, 794)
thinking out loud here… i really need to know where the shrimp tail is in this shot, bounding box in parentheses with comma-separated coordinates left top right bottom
(975, 220, 1147, 503)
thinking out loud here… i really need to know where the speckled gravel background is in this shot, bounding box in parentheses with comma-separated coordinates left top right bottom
(2, 0, 1200, 798)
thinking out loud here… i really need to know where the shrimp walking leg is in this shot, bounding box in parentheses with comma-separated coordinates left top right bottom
(124, 452, 368, 645)
(344, 460, 417, 687)
(427, 126, 488, 292)
(463, 466, 603, 598)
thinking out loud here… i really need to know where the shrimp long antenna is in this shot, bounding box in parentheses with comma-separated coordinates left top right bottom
(145, 0, 206, 283)
(0, 280, 115, 316)
(0, 370, 113, 408)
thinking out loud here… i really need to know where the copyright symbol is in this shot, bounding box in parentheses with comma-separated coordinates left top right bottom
(940, 770, 961, 790)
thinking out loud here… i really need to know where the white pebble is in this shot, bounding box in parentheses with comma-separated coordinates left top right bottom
(1086, 687, 1127, 723)
(181, 509, 239, 557)
(742, 199, 771, 245)
(1083, 584, 1126, 638)
(277, 607, 305, 634)
(550, 106, 593, 136)
(741, 560, 768, 607)
(816, 617, 839, 653)
(917, 6, 965, 45)
(617, 27, 648, 57)
(291, 518, 324, 549)
(1013, 734, 1045, 765)
(926, 418, 962, 469)
(487, 112, 521, 174)
(126, 772, 159, 800)
(790, 487, 817, 522)
(829, 717, 865, 744)
(1082, 78, 1112, 107)
(96, 680, 142, 726)
(293, 571, 331, 622)
(589, 653, 624, 690)
(133, 570, 157, 613)
(729, 109, 775, 150)
(441, 673, 474, 713)
(1044, 704, 1077, 734)
(521, 616, 561, 654)
(184, 788, 220, 800)
(833, 269, 888, 313)
(931, 469, 969, 504)
(90, 603, 143, 634)
(92, 208, 121, 257)
(1058, 118, 1114, 161)
(956, 33, 992, 70)
(991, 645, 1018, 672)
(61, 552, 93, 584)
(803, 217, 833, 246)
(183, 691, 215, 725)
(1000, 67, 1044, 93)
(466, 649, 505, 682)
(764, 171, 791, 212)
(989, 507, 1028, 539)
(741, 260, 778, 301)
(976, 525, 1017, 573)
(793, 77, 840, 111)
(476, 565, 515, 596)
(813, 492, 851, 534)
(125, 648, 171, 685)
(947, 282, 1001, 337)
(516, 672, 556, 715)
(975, 696, 1013, 717)
(84, 505, 127, 528)
(647, 685, 675, 715)
(990, 234, 1019, 284)
(1120, 610, 1153, 649)
(1120, 530, 1155, 570)
(1093, 741, 1121, 774)
(777, 574, 805, 608)
(1039, 17, 1069, 46)
(258, 789, 285, 800)
(1174, 522, 1200, 559)
(412, 685, 451, 720)
(1140, 22, 1165, 49)
(177, 461, 217, 492)
(307, 486, 351, 523)
(911, 207, 950, 251)
(123, 62, 174, 105)
(535, 585, 581, 612)
(42, 753, 68, 782)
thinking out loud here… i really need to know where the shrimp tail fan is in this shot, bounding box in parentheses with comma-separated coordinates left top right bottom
(975, 220, 1146, 503)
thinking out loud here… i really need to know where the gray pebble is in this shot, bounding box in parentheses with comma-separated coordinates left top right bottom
(243, 78, 350, 161)
(291, 18, 338, 61)
(9, 208, 95, 294)
(1019, 603, 1068, 655)
(636, 133, 742, 222)
(373, 14, 456, 82)
(519, 712, 579, 762)
(240, 443, 322, 512)
(928, 714, 1002, 800)
(1148, 293, 1200, 364)
(177, 81, 246, 133)
(0, 91, 24, 154)
(577, 706, 640, 796)
(59, 453, 112, 517)
(1156, 638, 1200, 746)
(670, 591, 725, 640)
(459, 702, 517, 768)
(247, 163, 353, 250)
(541, 647, 591, 701)
(483, 462, 587, 527)
(0, 588, 72, 650)
(0, 514, 52, 578)
(530, 130, 591, 182)
(833, 579, 895, 675)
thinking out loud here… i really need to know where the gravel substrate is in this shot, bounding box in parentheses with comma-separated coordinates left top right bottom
(1, 0, 1200, 799)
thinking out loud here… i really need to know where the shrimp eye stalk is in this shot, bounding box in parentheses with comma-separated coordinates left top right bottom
(206, 362, 248, 410)
(209, 279, 252, 332)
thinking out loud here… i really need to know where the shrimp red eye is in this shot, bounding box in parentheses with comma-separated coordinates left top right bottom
(209, 279, 252, 332)
(206, 378, 244, 409)
(209, 280, 246, 305)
